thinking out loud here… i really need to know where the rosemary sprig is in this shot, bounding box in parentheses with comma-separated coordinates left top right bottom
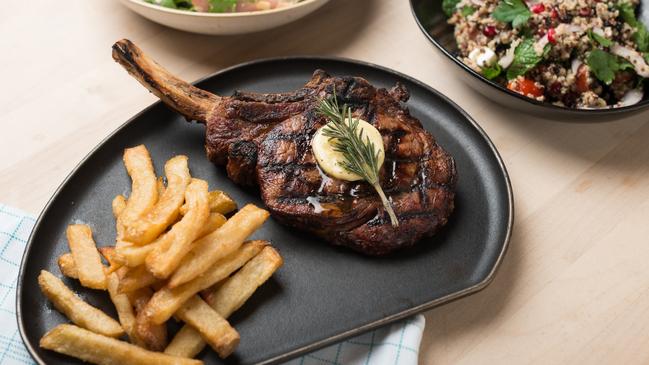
(316, 93, 399, 227)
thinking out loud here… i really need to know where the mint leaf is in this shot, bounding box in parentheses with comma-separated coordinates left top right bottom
(482, 64, 502, 79)
(618, 3, 638, 27)
(461, 6, 477, 16)
(493, 0, 531, 28)
(588, 30, 613, 47)
(506, 39, 546, 79)
(443, 0, 461, 17)
(634, 25, 649, 52)
(209, 0, 237, 12)
(586, 49, 631, 84)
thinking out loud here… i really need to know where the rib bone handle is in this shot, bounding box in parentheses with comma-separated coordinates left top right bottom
(112, 39, 220, 123)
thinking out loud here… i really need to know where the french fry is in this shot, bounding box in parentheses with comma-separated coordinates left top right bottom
(128, 287, 168, 351)
(66, 224, 107, 290)
(175, 296, 239, 359)
(118, 145, 158, 239)
(145, 179, 209, 279)
(38, 270, 123, 337)
(40, 324, 201, 365)
(106, 272, 140, 346)
(117, 265, 159, 294)
(123, 156, 191, 245)
(97, 246, 123, 275)
(115, 241, 157, 267)
(180, 190, 237, 216)
(196, 212, 227, 239)
(157, 176, 166, 197)
(140, 241, 266, 325)
(57, 253, 78, 279)
(169, 204, 269, 287)
(112, 195, 127, 219)
(166, 246, 282, 358)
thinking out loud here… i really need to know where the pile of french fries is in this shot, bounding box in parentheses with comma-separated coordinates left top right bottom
(39, 145, 283, 364)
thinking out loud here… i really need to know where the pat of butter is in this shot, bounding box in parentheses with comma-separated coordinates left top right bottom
(312, 119, 385, 181)
(469, 47, 497, 68)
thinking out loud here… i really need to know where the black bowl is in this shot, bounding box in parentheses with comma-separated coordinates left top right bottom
(410, 0, 649, 119)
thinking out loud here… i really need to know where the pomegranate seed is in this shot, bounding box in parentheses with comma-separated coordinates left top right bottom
(579, 7, 591, 16)
(550, 8, 559, 19)
(531, 3, 545, 14)
(547, 28, 557, 43)
(483, 25, 497, 37)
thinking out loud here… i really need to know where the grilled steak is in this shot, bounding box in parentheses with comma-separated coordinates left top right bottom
(112, 39, 457, 255)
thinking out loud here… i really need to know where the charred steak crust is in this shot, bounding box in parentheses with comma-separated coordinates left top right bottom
(207, 70, 456, 255)
(111, 40, 456, 255)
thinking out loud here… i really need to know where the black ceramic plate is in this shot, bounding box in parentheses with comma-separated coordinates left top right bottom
(17, 57, 513, 365)
(410, 0, 649, 118)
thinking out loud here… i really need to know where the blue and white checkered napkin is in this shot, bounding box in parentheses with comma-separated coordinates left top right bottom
(0, 203, 425, 365)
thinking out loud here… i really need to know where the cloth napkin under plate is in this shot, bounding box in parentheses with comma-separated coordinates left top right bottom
(0, 203, 424, 365)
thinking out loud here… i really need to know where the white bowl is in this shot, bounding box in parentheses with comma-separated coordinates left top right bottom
(119, 0, 331, 35)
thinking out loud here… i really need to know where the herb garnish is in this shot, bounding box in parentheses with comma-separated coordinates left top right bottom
(316, 94, 399, 227)
(588, 30, 612, 47)
(461, 6, 477, 16)
(443, 0, 461, 17)
(586, 49, 634, 84)
(506, 38, 548, 79)
(482, 64, 503, 79)
(493, 0, 531, 28)
(618, 2, 649, 51)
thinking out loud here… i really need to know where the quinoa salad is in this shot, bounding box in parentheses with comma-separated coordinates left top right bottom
(445, 0, 649, 108)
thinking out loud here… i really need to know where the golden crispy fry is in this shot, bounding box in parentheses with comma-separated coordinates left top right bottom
(123, 156, 191, 245)
(40, 324, 201, 365)
(117, 265, 159, 294)
(97, 246, 123, 275)
(196, 212, 227, 239)
(175, 296, 239, 359)
(127, 287, 168, 351)
(141, 241, 266, 325)
(157, 176, 166, 197)
(57, 253, 78, 279)
(112, 195, 127, 219)
(66, 225, 107, 290)
(118, 145, 158, 239)
(169, 205, 269, 287)
(38, 270, 123, 337)
(114, 241, 157, 267)
(145, 179, 209, 279)
(181, 190, 237, 216)
(106, 272, 141, 346)
(166, 246, 282, 358)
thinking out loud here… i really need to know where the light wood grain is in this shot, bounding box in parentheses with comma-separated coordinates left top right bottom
(2, 1, 649, 364)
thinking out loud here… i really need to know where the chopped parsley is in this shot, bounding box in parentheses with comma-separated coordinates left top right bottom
(442, 0, 461, 17)
(461, 6, 477, 16)
(586, 49, 633, 85)
(492, 0, 531, 28)
(617, 2, 649, 52)
(506, 38, 548, 80)
(482, 64, 502, 79)
(588, 31, 612, 47)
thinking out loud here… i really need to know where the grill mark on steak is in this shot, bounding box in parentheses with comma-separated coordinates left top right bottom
(112, 39, 457, 255)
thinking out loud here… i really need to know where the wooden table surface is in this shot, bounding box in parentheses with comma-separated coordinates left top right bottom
(3, 0, 649, 363)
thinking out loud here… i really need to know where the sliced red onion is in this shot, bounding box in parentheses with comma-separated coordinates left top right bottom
(611, 44, 649, 77)
(571, 58, 582, 74)
(619, 88, 644, 107)
(191, 0, 210, 12)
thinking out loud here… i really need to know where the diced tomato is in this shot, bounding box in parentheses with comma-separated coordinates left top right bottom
(531, 3, 545, 14)
(550, 8, 559, 19)
(508, 79, 544, 98)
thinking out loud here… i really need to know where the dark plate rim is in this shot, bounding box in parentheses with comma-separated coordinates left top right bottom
(16, 55, 514, 365)
(408, 0, 649, 115)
